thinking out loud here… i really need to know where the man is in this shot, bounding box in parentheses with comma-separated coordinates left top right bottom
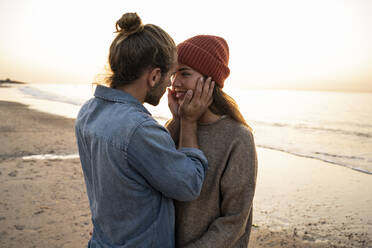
(75, 12, 214, 248)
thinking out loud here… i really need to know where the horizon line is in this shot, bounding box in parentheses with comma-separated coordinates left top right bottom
(1, 78, 371, 94)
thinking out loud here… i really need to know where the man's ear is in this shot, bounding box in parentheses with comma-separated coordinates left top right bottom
(147, 68, 161, 88)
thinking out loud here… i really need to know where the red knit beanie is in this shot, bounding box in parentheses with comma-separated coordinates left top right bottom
(177, 35, 230, 88)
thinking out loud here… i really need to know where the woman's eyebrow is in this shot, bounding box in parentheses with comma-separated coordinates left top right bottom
(178, 67, 190, 72)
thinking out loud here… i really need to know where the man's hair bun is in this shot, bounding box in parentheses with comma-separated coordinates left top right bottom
(115, 12, 144, 35)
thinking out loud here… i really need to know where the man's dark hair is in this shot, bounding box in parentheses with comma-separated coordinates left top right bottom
(106, 12, 176, 88)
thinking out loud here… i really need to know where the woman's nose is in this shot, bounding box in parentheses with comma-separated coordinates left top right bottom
(172, 76, 181, 87)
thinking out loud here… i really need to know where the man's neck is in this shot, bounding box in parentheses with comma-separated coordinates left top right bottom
(116, 80, 147, 104)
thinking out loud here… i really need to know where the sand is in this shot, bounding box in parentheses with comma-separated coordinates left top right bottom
(0, 101, 90, 248)
(0, 100, 371, 248)
(249, 149, 372, 248)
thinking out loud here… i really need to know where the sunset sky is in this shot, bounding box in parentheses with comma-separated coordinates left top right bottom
(0, 0, 371, 92)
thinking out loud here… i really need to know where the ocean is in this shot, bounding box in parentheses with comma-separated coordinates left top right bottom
(6, 83, 372, 175)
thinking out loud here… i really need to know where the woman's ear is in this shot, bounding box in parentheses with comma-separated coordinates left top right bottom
(147, 68, 161, 88)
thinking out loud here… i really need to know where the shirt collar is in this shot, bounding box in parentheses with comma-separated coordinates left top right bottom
(94, 85, 151, 115)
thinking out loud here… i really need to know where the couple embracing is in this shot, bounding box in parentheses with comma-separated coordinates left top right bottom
(75, 12, 257, 248)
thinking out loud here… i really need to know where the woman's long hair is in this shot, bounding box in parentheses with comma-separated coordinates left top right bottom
(209, 86, 252, 131)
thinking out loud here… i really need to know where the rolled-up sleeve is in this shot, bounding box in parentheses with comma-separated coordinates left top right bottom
(127, 119, 208, 201)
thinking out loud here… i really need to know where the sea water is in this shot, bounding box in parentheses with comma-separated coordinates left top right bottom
(9, 83, 372, 174)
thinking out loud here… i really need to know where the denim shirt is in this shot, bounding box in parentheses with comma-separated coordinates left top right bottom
(75, 85, 208, 248)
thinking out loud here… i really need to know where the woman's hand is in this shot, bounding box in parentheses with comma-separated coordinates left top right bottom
(179, 77, 215, 122)
(167, 88, 179, 118)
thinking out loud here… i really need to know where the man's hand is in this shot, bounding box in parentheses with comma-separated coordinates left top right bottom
(179, 77, 215, 122)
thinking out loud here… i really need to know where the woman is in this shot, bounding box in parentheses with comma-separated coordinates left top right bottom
(166, 35, 258, 248)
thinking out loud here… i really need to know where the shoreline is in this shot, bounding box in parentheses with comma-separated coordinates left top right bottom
(258, 145, 372, 175)
(0, 101, 371, 247)
(1, 82, 371, 176)
(251, 147, 372, 247)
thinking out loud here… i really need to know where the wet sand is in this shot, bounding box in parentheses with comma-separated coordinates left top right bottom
(0, 100, 371, 247)
(249, 149, 372, 248)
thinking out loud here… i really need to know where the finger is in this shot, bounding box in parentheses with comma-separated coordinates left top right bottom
(180, 89, 193, 108)
(203, 77, 212, 93)
(201, 77, 211, 97)
(167, 88, 176, 101)
(168, 87, 174, 96)
(208, 81, 215, 98)
(201, 80, 214, 107)
(167, 88, 173, 103)
(193, 77, 203, 100)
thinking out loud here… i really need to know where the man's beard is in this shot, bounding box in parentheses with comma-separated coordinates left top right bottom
(144, 76, 166, 106)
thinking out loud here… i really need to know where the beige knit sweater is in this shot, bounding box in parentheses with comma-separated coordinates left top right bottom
(175, 116, 258, 248)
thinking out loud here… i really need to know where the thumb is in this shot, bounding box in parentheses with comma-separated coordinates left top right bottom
(167, 89, 172, 103)
(167, 88, 171, 97)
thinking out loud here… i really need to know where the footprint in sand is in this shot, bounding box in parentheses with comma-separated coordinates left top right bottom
(14, 224, 25, 230)
(8, 170, 18, 177)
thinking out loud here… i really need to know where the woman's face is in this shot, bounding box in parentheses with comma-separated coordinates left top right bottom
(171, 64, 204, 101)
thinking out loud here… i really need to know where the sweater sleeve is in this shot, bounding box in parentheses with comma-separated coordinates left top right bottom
(184, 130, 258, 248)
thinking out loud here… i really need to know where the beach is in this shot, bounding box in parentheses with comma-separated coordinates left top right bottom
(0, 100, 371, 248)
(250, 149, 372, 247)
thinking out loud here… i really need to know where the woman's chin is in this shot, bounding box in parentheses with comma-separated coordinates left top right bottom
(176, 97, 185, 104)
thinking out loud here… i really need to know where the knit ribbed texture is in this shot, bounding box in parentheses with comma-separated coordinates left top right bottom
(177, 35, 230, 88)
(175, 116, 258, 248)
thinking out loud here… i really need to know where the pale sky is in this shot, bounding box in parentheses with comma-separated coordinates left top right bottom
(0, 0, 371, 92)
